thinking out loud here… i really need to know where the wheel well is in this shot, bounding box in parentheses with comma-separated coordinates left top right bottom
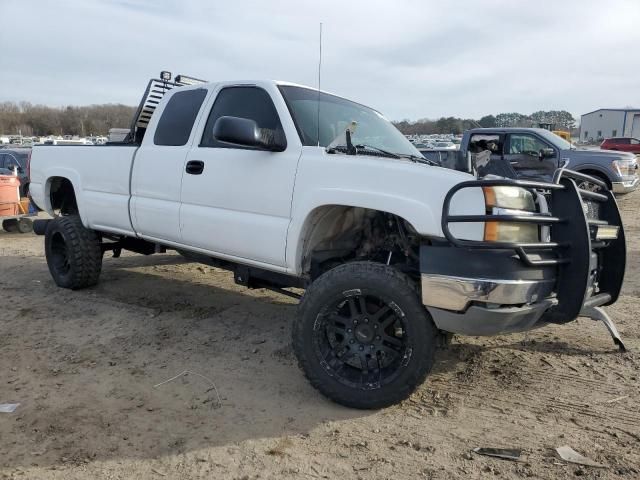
(299, 205, 421, 280)
(575, 169, 612, 188)
(49, 177, 78, 214)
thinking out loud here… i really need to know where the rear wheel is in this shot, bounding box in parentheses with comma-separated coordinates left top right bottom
(293, 262, 438, 409)
(44, 215, 102, 289)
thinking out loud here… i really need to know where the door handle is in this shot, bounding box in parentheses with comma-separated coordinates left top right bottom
(186, 160, 204, 175)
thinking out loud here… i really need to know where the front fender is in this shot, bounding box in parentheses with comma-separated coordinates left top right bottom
(573, 163, 616, 182)
(284, 148, 487, 274)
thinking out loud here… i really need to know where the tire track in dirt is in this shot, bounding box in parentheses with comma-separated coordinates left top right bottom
(431, 364, 640, 430)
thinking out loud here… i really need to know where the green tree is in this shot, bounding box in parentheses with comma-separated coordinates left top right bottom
(478, 115, 496, 128)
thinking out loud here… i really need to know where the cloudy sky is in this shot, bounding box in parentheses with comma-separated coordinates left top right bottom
(1, 0, 639, 121)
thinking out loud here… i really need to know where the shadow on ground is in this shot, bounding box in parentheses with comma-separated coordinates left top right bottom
(0, 253, 460, 470)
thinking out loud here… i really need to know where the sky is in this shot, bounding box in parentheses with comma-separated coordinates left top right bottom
(1, 0, 639, 121)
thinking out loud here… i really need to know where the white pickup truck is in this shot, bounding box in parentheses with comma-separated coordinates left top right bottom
(29, 74, 627, 408)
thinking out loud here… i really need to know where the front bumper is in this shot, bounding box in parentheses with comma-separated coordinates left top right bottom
(612, 176, 639, 194)
(422, 273, 557, 335)
(420, 247, 560, 335)
(421, 275, 554, 312)
(421, 171, 626, 336)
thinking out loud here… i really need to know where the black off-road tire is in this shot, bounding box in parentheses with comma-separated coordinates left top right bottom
(44, 215, 102, 289)
(293, 261, 438, 409)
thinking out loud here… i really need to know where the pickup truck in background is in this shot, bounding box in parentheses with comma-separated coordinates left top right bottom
(601, 137, 640, 155)
(28, 74, 627, 409)
(457, 128, 638, 194)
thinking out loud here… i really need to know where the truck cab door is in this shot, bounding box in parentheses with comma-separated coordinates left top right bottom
(180, 84, 302, 267)
(130, 88, 208, 243)
(504, 133, 558, 182)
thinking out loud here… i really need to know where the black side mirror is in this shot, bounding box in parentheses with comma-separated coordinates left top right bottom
(212, 116, 286, 152)
(539, 147, 555, 160)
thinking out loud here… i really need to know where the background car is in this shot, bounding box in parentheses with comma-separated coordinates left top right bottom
(601, 137, 640, 154)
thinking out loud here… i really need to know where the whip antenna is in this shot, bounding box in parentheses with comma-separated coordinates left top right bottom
(316, 22, 323, 147)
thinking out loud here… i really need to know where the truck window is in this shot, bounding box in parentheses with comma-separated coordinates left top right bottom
(508, 134, 549, 155)
(200, 86, 285, 149)
(153, 89, 207, 146)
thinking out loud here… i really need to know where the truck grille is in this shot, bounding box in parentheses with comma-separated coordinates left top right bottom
(583, 199, 601, 221)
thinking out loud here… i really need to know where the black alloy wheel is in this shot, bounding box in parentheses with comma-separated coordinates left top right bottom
(293, 262, 438, 409)
(313, 292, 409, 391)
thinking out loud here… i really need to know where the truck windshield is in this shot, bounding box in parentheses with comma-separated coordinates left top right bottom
(537, 129, 573, 150)
(279, 85, 420, 157)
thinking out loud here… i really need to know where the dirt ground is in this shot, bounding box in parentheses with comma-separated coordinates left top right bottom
(1, 192, 639, 480)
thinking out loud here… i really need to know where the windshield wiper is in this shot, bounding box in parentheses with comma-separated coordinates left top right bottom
(396, 153, 439, 166)
(326, 144, 439, 165)
(326, 143, 400, 159)
(355, 144, 401, 158)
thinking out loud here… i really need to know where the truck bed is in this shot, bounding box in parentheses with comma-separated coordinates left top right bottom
(29, 145, 139, 235)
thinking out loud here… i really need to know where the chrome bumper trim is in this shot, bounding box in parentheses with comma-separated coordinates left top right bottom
(612, 177, 639, 193)
(421, 274, 555, 311)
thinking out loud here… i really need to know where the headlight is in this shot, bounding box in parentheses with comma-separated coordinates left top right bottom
(483, 186, 535, 212)
(612, 159, 636, 177)
(482, 186, 538, 242)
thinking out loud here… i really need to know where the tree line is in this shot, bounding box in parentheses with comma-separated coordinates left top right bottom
(0, 99, 576, 138)
(0, 101, 136, 136)
(393, 110, 576, 136)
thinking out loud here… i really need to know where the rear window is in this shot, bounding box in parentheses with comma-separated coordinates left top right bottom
(154, 89, 207, 146)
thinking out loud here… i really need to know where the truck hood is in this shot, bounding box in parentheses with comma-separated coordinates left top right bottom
(567, 148, 637, 162)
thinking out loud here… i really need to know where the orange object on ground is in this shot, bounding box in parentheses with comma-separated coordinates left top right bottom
(0, 175, 20, 216)
(19, 197, 30, 214)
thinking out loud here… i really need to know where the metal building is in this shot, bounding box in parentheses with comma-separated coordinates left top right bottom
(580, 108, 640, 142)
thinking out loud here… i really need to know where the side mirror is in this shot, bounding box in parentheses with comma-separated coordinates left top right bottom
(539, 147, 555, 160)
(212, 116, 286, 152)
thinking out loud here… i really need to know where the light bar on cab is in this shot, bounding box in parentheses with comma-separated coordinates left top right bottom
(175, 74, 207, 86)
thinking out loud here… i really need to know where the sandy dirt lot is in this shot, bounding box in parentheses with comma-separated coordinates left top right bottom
(1, 191, 639, 480)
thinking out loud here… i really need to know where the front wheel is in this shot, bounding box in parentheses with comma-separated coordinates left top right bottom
(293, 262, 438, 409)
(577, 173, 609, 193)
(44, 215, 103, 289)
